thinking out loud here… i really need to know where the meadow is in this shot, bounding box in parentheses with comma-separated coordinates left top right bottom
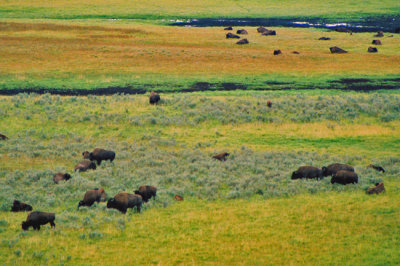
(1, 92, 400, 264)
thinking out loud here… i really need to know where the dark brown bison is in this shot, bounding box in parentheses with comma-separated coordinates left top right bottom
(257, 26, 268, 33)
(226, 32, 240, 39)
(366, 182, 385, 195)
(267, 101, 272, 108)
(368, 47, 378, 53)
(367, 164, 385, 173)
(82, 148, 115, 165)
(0, 133, 8, 140)
(134, 185, 157, 202)
(107, 192, 143, 214)
(21, 211, 55, 231)
(213, 152, 230, 161)
(273, 50, 282, 55)
(292, 51, 300, 54)
(322, 163, 354, 177)
(78, 188, 107, 209)
(261, 30, 276, 36)
(291, 166, 323, 180)
(74, 160, 96, 172)
(372, 40, 382, 45)
(330, 46, 348, 54)
(149, 91, 160, 104)
(236, 38, 249, 45)
(11, 200, 32, 212)
(331, 170, 358, 185)
(319, 37, 331, 40)
(224, 26, 233, 30)
(236, 29, 248, 35)
(374, 31, 384, 37)
(53, 173, 72, 184)
(174, 195, 184, 201)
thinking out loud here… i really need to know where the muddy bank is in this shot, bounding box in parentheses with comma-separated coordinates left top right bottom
(0, 78, 400, 95)
(171, 16, 400, 33)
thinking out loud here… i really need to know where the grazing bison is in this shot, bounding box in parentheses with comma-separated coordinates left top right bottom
(0, 133, 8, 140)
(134, 185, 157, 202)
(319, 37, 331, 40)
(226, 32, 240, 39)
(292, 51, 300, 54)
(273, 50, 282, 55)
(213, 152, 230, 161)
(291, 166, 323, 180)
(53, 173, 72, 184)
(372, 40, 382, 45)
(174, 195, 184, 201)
(78, 188, 107, 209)
(236, 38, 249, 45)
(74, 160, 96, 172)
(368, 47, 378, 53)
(11, 200, 32, 212)
(367, 164, 385, 173)
(107, 192, 142, 214)
(322, 163, 354, 177)
(267, 101, 272, 108)
(331, 170, 358, 185)
(261, 30, 276, 36)
(374, 31, 384, 37)
(21, 211, 55, 231)
(236, 29, 248, 35)
(224, 26, 233, 30)
(149, 91, 161, 104)
(330, 46, 348, 54)
(83, 148, 115, 165)
(257, 26, 268, 33)
(366, 182, 385, 195)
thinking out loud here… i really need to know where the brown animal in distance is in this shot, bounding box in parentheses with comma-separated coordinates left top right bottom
(53, 173, 72, 183)
(366, 182, 385, 195)
(174, 195, 184, 201)
(213, 152, 230, 161)
(149, 91, 160, 104)
(0, 133, 8, 140)
(267, 101, 272, 108)
(74, 160, 96, 172)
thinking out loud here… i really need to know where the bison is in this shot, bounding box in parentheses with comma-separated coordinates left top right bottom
(273, 50, 282, 55)
(74, 160, 96, 172)
(213, 152, 230, 161)
(372, 40, 382, 45)
(224, 26, 233, 30)
(267, 101, 272, 108)
(292, 51, 300, 54)
(367, 164, 385, 173)
(257, 26, 268, 33)
(366, 182, 385, 195)
(322, 163, 354, 177)
(11, 200, 32, 212)
(330, 46, 348, 54)
(83, 148, 115, 165)
(134, 185, 157, 202)
(174, 195, 184, 201)
(368, 47, 378, 53)
(319, 37, 331, 40)
(236, 29, 248, 35)
(107, 192, 143, 214)
(149, 91, 160, 104)
(236, 38, 249, 45)
(291, 166, 323, 180)
(0, 133, 8, 140)
(53, 172, 72, 184)
(226, 32, 240, 39)
(331, 170, 358, 185)
(374, 31, 384, 37)
(21, 211, 55, 231)
(261, 30, 276, 36)
(78, 188, 107, 209)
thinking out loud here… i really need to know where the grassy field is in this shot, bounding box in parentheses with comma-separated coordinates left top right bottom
(1, 20, 400, 92)
(1, 93, 400, 264)
(1, 0, 400, 20)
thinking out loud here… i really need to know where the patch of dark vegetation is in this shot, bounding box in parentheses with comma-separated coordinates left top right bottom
(171, 16, 400, 33)
(330, 78, 372, 84)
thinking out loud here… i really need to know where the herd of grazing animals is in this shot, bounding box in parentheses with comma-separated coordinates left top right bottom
(2, 84, 389, 231)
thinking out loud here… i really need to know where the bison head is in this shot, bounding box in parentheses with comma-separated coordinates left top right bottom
(64, 173, 72, 181)
(21, 221, 29, 231)
(82, 151, 90, 159)
(107, 198, 116, 209)
(321, 166, 328, 176)
(291, 171, 300, 180)
(77, 200, 85, 209)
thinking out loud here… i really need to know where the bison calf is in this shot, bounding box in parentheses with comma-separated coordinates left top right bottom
(21, 211, 55, 231)
(78, 188, 107, 209)
(322, 163, 354, 177)
(107, 192, 143, 214)
(213, 152, 230, 161)
(53, 173, 72, 184)
(331, 170, 358, 185)
(11, 200, 32, 212)
(74, 160, 97, 172)
(83, 148, 115, 165)
(366, 182, 385, 195)
(134, 185, 157, 203)
(291, 166, 323, 180)
(149, 91, 160, 104)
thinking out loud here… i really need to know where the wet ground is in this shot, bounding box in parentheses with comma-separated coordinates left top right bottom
(171, 16, 400, 33)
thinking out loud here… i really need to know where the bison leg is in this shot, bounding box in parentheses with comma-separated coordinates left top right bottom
(50, 221, 55, 228)
(35, 225, 40, 231)
(136, 205, 141, 213)
(97, 160, 102, 165)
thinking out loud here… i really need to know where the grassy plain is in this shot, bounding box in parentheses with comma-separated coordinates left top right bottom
(0, 21, 400, 93)
(1, 93, 400, 264)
